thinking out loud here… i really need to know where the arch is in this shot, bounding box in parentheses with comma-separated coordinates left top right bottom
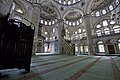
(62, 7, 85, 26)
(13, 0, 28, 15)
(40, 1, 61, 19)
(62, 7, 85, 19)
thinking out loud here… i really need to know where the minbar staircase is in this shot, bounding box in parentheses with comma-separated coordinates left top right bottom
(61, 38, 75, 55)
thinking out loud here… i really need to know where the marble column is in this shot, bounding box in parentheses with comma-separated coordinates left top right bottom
(57, 19, 64, 54)
(31, 7, 40, 56)
(114, 43, 119, 54)
(84, 14, 95, 55)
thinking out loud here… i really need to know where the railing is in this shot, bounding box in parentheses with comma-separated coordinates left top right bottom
(62, 38, 74, 55)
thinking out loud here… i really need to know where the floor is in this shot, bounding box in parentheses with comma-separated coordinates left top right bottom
(0, 55, 120, 80)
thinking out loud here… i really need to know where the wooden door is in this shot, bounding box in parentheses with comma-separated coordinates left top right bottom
(108, 45, 115, 54)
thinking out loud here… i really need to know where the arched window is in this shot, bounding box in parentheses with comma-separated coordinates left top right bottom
(102, 9, 107, 14)
(103, 20, 108, 26)
(40, 20, 44, 24)
(79, 19, 82, 23)
(97, 41, 105, 52)
(75, 44, 78, 52)
(104, 28, 110, 35)
(77, 21, 79, 25)
(110, 20, 115, 24)
(80, 46, 83, 52)
(109, 5, 114, 11)
(73, 22, 75, 26)
(69, 22, 72, 26)
(63, 1, 66, 4)
(16, 9, 23, 14)
(96, 24, 101, 28)
(45, 21, 48, 25)
(68, 1, 71, 5)
(78, 29, 81, 33)
(49, 21, 52, 25)
(113, 25, 120, 33)
(52, 21, 55, 24)
(96, 29, 102, 36)
(73, 0, 76, 4)
(96, 11, 100, 16)
(84, 46, 88, 52)
(59, 0, 62, 3)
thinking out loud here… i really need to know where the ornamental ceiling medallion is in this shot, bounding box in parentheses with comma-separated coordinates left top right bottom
(40, 3, 58, 20)
(64, 9, 82, 21)
(91, 0, 113, 11)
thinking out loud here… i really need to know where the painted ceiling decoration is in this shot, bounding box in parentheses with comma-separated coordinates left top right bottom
(40, 3, 58, 20)
(91, 0, 113, 11)
(65, 11, 82, 21)
(64, 8, 82, 21)
(54, 0, 82, 6)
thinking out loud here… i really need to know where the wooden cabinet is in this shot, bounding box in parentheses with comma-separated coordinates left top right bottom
(0, 17, 34, 72)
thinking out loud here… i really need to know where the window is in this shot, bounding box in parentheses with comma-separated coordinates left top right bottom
(82, 29, 86, 32)
(77, 21, 79, 25)
(113, 25, 120, 33)
(45, 32, 47, 34)
(52, 21, 55, 24)
(66, 21, 69, 24)
(78, 29, 81, 33)
(45, 37, 48, 40)
(110, 20, 115, 24)
(41, 20, 44, 24)
(53, 28, 55, 32)
(68, 1, 71, 5)
(69, 22, 72, 26)
(104, 28, 110, 35)
(116, 0, 119, 5)
(98, 41, 105, 52)
(63, 1, 66, 4)
(45, 21, 48, 25)
(59, 0, 62, 3)
(103, 20, 108, 26)
(16, 9, 23, 14)
(84, 46, 88, 52)
(73, 0, 76, 4)
(49, 21, 52, 25)
(80, 46, 83, 52)
(109, 5, 114, 11)
(96, 24, 101, 28)
(75, 46, 78, 52)
(102, 10, 107, 14)
(79, 19, 82, 23)
(75, 31, 77, 34)
(79, 34, 82, 39)
(96, 30, 102, 36)
(96, 11, 100, 16)
(73, 22, 75, 26)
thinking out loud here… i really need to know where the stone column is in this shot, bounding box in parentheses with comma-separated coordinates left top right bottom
(0, 0, 13, 17)
(84, 14, 95, 55)
(57, 19, 64, 54)
(114, 43, 119, 54)
(104, 44, 109, 55)
(31, 7, 40, 56)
